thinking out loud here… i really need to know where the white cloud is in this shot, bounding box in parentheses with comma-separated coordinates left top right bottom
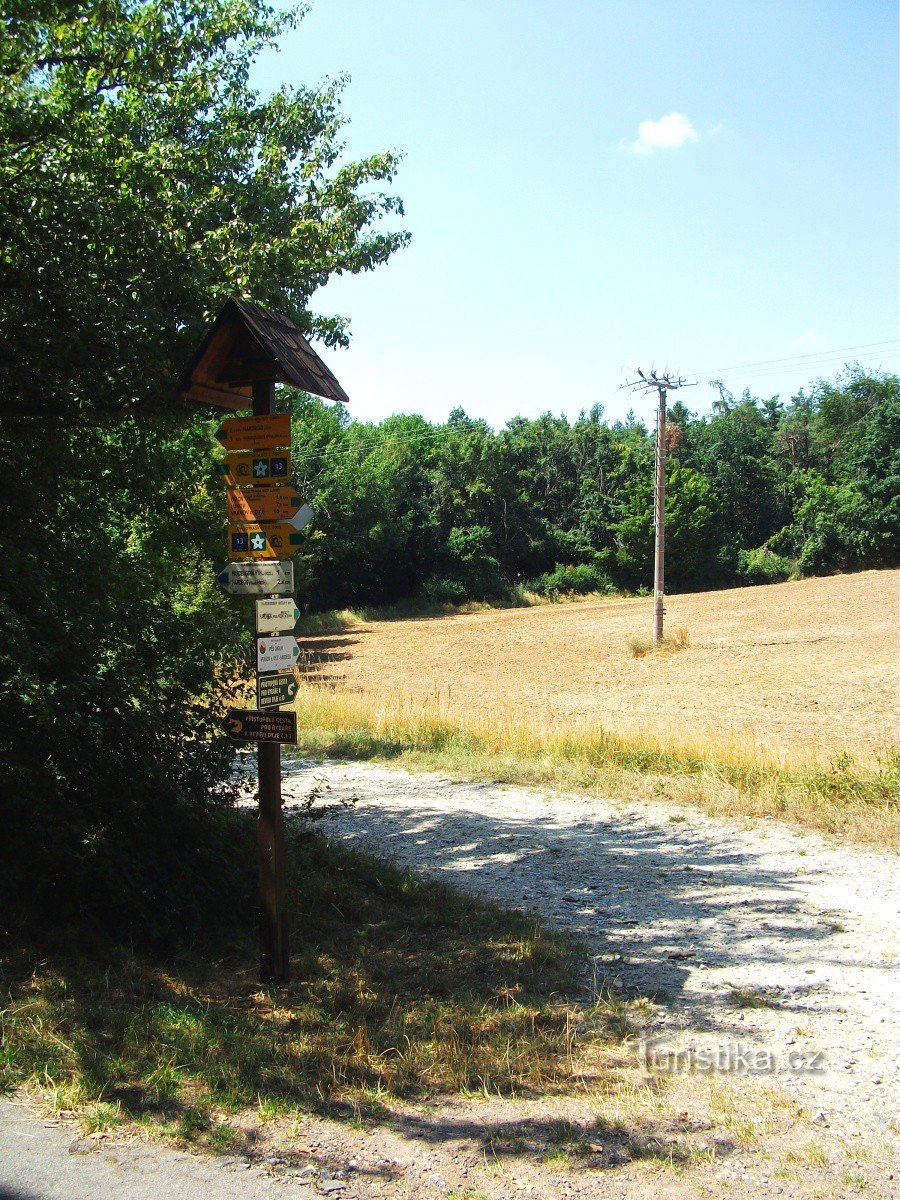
(789, 332, 827, 350)
(625, 112, 699, 154)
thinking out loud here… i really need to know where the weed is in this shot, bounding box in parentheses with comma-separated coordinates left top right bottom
(728, 987, 780, 1010)
(627, 627, 690, 658)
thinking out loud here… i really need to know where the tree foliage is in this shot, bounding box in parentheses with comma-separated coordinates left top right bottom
(0, 0, 407, 933)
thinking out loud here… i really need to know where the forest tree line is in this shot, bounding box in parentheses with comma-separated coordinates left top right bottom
(286, 368, 899, 612)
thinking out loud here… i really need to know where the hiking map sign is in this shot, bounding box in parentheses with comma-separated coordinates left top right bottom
(217, 560, 294, 595)
(257, 671, 299, 709)
(224, 707, 297, 744)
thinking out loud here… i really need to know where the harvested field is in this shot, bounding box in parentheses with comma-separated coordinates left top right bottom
(298, 570, 899, 768)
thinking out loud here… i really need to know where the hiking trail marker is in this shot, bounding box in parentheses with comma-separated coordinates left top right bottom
(257, 634, 300, 672)
(256, 598, 300, 636)
(217, 560, 294, 596)
(215, 413, 291, 451)
(216, 451, 290, 487)
(257, 671, 300, 709)
(228, 524, 305, 560)
(228, 486, 304, 524)
(181, 296, 350, 985)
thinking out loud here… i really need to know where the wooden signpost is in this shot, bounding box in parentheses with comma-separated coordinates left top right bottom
(225, 708, 297, 743)
(181, 297, 351, 986)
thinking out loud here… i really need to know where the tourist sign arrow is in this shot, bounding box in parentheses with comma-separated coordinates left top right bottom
(224, 708, 297, 744)
(228, 486, 304, 524)
(229, 524, 304, 560)
(255, 598, 301, 636)
(257, 635, 300, 672)
(215, 451, 290, 487)
(257, 671, 300, 709)
(214, 413, 291, 451)
(216, 560, 294, 596)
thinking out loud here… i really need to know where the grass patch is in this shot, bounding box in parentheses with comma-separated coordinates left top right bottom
(728, 987, 780, 1010)
(0, 824, 629, 1148)
(627, 627, 690, 658)
(285, 684, 900, 848)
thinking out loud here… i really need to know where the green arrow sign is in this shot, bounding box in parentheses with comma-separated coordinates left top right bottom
(257, 671, 300, 710)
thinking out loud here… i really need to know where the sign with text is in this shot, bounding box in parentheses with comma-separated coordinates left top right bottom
(257, 671, 300, 710)
(228, 524, 304, 560)
(215, 451, 290, 487)
(224, 708, 297, 744)
(217, 560, 294, 596)
(214, 413, 291, 451)
(257, 634, 300, 672)
(227, 486, 304, 524)
(255, 598, 301, 636)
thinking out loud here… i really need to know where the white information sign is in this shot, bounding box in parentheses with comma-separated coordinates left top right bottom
(257, 635, 300, 672)
(255, 599, 301, 636)
(217, 561, 294, 596)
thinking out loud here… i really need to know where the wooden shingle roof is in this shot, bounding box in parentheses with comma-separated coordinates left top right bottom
(179, 297, 350, 410)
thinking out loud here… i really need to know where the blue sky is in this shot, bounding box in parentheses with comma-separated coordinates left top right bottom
(254, 0, 899, 428)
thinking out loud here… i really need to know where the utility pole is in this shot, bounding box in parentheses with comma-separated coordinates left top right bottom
(621, 369, 696, 645)
(653, 381, 667, 644)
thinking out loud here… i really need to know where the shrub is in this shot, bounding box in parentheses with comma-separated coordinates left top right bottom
(526, 562, 616, 598)
(738, 546, 794, 583)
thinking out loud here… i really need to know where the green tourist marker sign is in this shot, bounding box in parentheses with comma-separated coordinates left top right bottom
(257, 671, 300, 710)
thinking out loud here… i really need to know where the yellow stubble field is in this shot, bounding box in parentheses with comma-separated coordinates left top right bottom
(298, 569, 899, 770)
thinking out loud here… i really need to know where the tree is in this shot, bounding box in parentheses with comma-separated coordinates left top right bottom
(0, 0, 408, 932)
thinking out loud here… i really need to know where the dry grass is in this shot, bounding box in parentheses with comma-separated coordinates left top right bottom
(627, 627, 691, 657)
(295, 570, 898, 770)
(0, 825, 634, 1146)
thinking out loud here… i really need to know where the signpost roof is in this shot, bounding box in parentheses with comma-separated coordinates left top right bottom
(179, 297, 350, 410)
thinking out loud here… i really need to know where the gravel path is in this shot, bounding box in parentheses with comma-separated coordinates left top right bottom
(282, 758, 900, 1143)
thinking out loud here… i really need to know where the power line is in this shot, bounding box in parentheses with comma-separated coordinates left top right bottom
(686, 338, 900, 380)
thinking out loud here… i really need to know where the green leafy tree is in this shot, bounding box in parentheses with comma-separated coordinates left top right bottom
(0, 0, 407, 932)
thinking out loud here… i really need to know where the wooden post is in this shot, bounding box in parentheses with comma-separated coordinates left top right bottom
(653, 385, 667, 645)
(253, 379, 290, 983)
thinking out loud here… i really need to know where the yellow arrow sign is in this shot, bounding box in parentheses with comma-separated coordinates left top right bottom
(227, 487, 304, 524)
(214, 413, 291, 451)
(215, 451, 291, 487)
(228, 524, 306, 560)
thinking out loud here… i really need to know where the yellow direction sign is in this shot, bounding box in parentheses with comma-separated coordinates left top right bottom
(214, 413, 291, 452)
(215, 451, 290, 487)
(227, 486, 304, 524)
(229, 524, 305, 560)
